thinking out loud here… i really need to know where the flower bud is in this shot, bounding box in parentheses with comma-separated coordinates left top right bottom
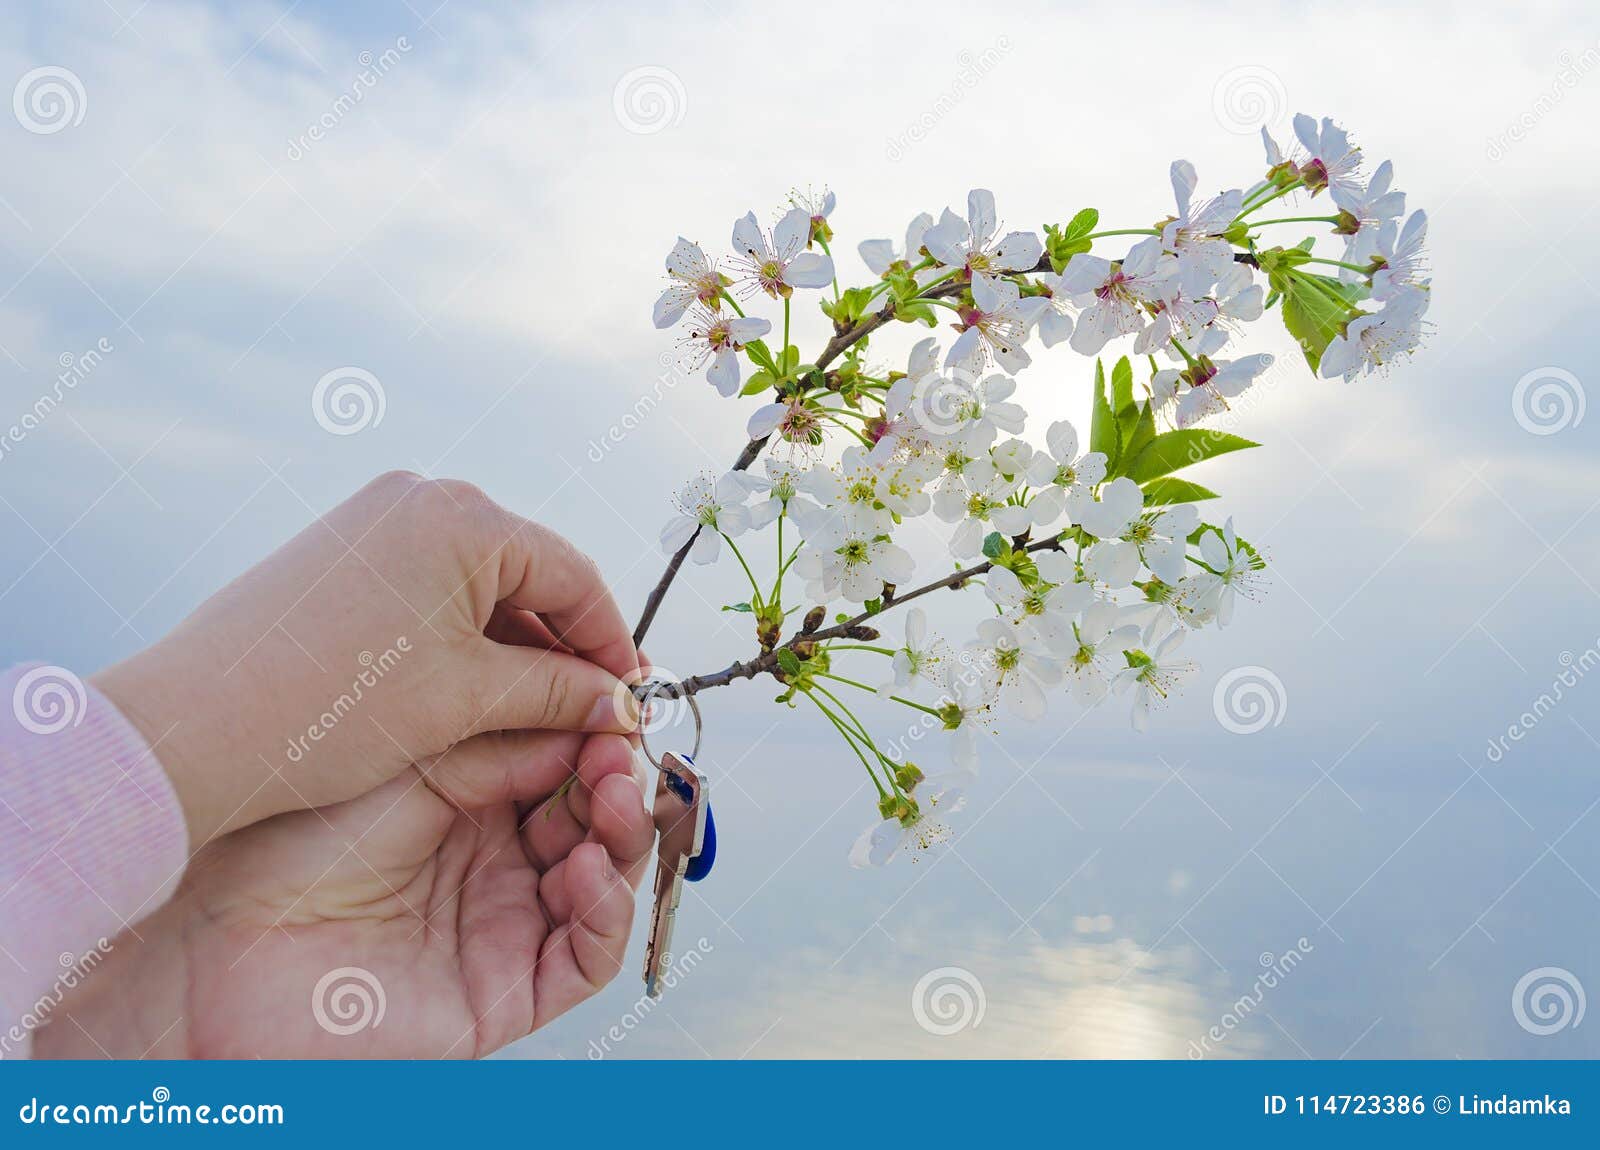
(801, 606, 825, 634)
(846, 625, 880, 641)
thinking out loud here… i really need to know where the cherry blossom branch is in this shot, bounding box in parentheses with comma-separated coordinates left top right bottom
(629, 260, 1055, 650)
(635, 534, 1064, 700)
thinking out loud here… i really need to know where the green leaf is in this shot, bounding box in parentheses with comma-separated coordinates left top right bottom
(981, 531, 1010, 561)
(1089, 359, 1120, 465)
(777, 648, 803, 675)
(893, 300, 938, 327)
(1045, 208, 1099, 272)
(739, 370, 776, 397)
(779, 345, 800, 373)
(1278, 271, 1363, 372)
(721, 602, 754, 613)
(1110, 357, 1135, 414)
(1124, 429, 1260, 483)
(1142, 477, 1220, 505)
(744, 339, 777, 374)
(1122, 400, 1156, 468)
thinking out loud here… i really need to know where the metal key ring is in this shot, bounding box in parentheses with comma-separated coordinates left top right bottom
(636, 681, 701, 770)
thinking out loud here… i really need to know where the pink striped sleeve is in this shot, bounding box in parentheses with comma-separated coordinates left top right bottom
(0, 662, 190, 1053)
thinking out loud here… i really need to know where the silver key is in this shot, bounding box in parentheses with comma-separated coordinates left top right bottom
(642, 752, 708, 998)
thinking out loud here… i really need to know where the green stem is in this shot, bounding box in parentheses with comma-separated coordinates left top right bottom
(721, 533, 763, 605)
(811, 684, 907, 792)
(720, 290, 747, 318)
(1304, 256, 1371, 273)
(1250, 215, 1340, 227)
(781, 297, 791, 367)
(817, 671, 942, 718)
(1084, 228, 1160, 240)
(1236, 181, 1302, 221)
(772, 510, 785, 603)
(825, 644, 896, 656)
(817, 237, 841, 301)
(801, 688, 887, 798)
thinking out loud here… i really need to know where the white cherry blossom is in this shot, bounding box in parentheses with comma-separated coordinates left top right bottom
(653, 238, 724, 328)
(946, 275, 1048, 375)
(985, 550, 1095, 653)
(1062, 237, 1178, 355)
(1150, 353, 1275, 428)
(659, 473, 752, 565)
(1063, 600, 1141, 706)
(793, 507, 914, 602)
(1115, 617, 1197, 731)
(878, 606, 944, 696)
(731, 207, 835, 299)
(1319, 286, 1429, 381)
(1291, 113, 1363, 203)
(681, 309, 772, 396)
(1163, 160, 1243, 286)
(1025, 420, 1107, 527)
(922, 188, 1043, 285)
(967, 617, 1062, 720)
(859, 212, 936, 277)
(1183, 517, 1266, 626)
(849, 771, 972, 868)
(1369, 210, 1429, 301)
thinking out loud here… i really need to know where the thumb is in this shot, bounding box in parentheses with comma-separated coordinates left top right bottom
(457, 639, 639, 737)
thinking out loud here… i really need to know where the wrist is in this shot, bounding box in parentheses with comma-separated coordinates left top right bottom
(92, 644, 245, 848)
(30, 902, 194, 1059)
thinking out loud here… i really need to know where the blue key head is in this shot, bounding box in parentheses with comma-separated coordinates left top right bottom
(676, 754, 715, 883)
(685, 801, 715, 882)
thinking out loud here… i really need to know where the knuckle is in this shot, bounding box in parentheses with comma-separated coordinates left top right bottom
(365, 469, 424, 499)
(537, 662, 576, 728)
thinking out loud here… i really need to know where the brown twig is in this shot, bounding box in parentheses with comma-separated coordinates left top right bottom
(635, 535, 1064, 699)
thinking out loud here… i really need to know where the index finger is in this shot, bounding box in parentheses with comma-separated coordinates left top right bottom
(492, 514, 639, 683)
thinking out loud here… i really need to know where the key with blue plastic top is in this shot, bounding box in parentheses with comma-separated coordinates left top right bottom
(642, 751, 714, 998)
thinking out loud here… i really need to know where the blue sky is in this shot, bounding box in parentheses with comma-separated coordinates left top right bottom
(2, 0, 1597, 1057)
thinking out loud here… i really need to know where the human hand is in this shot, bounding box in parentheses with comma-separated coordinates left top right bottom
(34, 729, 654, 1058)
(91, 471, 643, 846)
